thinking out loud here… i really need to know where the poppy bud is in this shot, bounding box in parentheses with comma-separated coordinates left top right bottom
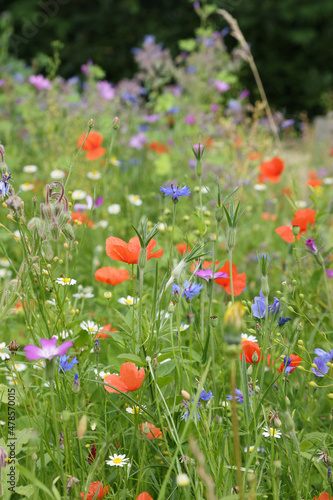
(181, 390, 191, 401)
(251, 351, 259, 363)
(142, 423, 150, 435)
(215, 206, 224, 222)
(210, 315, 218, 328)
(112, 117, 120, 130)
(309, 381, 318, 388)
(291, 225, 300, 236)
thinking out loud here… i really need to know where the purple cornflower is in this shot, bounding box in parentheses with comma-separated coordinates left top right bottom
(160, 184, 191, 202)
(73, 195, 103, 212)
(252, 291, 280, 319)
(195, 269, 227, 282)
(58, 355, 78, 373)
(305, 238, 318, 254)
(238, 89, 250, 100)
(214, 80, 230, 93)
(181, 388, 213, 422)
(171, 281, 203, 300)
(278, 316, 291, 326)
(24, 337, 73, 361)
(326, 270, 333, 279)
(226, 388, 245, 404)
(312, 348, 333, 377)
(28, 74, 52, 91)
(184, 114, 196, 125)
(97, 80, 115, 100)
(129, 132, 147, 149)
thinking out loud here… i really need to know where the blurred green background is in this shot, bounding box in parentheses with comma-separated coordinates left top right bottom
(2, 0, 333, 116)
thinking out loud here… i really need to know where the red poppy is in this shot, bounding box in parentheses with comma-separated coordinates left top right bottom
(77, 131, 106, 161)
(262, 212, 277, 221)
(275, 225, 301, 243)
(88, 444, 96, 464)
(307, 171, 322, 188)
(258, 157, 284, 183)
(136, 494, 154, 500)
(314, 493, 333, 500)
(281, 187, 292, 197)
(214, 261, 247, 296)
(291, 208, 316, 232)
(277, 354, 302, 373)
(80, 481, 109, 500)
(95, 324, 117, 339)
(139, 422, 164, 440)
(147, 141, 170, 154)
(240, 340, 262, 364)
(106, 236, 163, 265)
(248, 152, 261, 161)
(177, 243, 191, 255)
(104, 362, 145, 394)
(95, 267, 130, 286)
(71, 212, 94, 227)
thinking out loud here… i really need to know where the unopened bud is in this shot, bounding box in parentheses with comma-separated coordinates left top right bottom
(210, 315, 218, 328)
(73, 373, 80, 393)
(252, 351, 259, 363)
(0, 447, 8, 468)
(181, 390, 191, 401)
(292, 225, 300, 236)
(327, 393, 333, 400)
(215, 206, 224, 222)
(77, 415, 87, 439)
(168, 301, 176, 313)
(227, 227, 236, 251)
(309, 381, 318, 388)
(88, 118, 94, 129)
(176, 473, 190, 487)
(138, 247, 147, 270)
(112, 117, 120, 130)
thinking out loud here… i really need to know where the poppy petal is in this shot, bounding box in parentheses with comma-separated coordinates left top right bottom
(120, 362, 145, 391)
(104, 374, 128, 394)
(95, 267, 130, 285)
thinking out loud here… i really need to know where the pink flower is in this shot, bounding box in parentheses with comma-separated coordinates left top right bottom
(184, 114, 196, 125)
(129, 132, 147, 149)
(97, 81, 115, 100)
(214, 80, 230, 93)
(29, 75, 52, 91)
(195, 269, 227, 282)
(23, 337, 73, 361)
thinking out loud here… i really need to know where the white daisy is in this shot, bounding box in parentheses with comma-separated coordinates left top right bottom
(20, 183, 34, 192)
(126, 405, 146, 415)
(14, 363, 27, 372)
(174, 323, 190, 332)
(0, 269, 12, 278)
(50, 169, 66, 180)
(241, 333, 258, 343)
(104, 292, 112, 299)
(244, 446, 255, 452)
(94, 369, 111, 379)
(96, 220, 108, 229)
(117, 296, 138, 306)
(253, 184, 267, 191)
(56, 277, 77, 286)
(110, 157, 121, 166)
(108, 204, 121, 215)
(106, 454, 130, 467)
(72, 190, 86, 200)
(262, 427, 282, 439)
(128, 194, 142, 206)
(23, 165, 38, 173)
(0, 420, 6, 425)
(295, 200, 307, 209)
(323, 177, 333, 185)
(87, 170, 101, 180)
(0, 257, 10, 268)
(80, 320, 101, 334)
(0, 342, 10, 361)
(73, 292, 95, 299)
(55, 330, 73, 339)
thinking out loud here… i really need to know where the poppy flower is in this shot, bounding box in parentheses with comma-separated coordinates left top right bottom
(291, 208, 316, 232)
(314, 493, 333, 500)
(95, 267, 130, 286)
(71, 212, 94, 227)
(147, 141, 170, 154)
(262, 212, 277, 221)
(248, 152, 261, 161)
(177, 243, 191, 255)
(136, 494, 154, 500)
(77, 131, 106, 161)
(275, 225, 301, 243)
(106, 236, 163, 265)
(214, 261, 247, 296)
(258, 157, 284, 183)
(80, 481, 109, 500)
(95, 324, 117, 339)
(307, 171, 322, 188)
(139, 422, 164, 440)
(278, 354, 302, 373)
(104, 362, 145, 394)
(240, 340, 262, 364)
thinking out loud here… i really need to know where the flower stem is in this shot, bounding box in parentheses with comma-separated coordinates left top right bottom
(168, 203, 177, 268)
(230, 358, 245, 500)
(229, 249, 234, 304)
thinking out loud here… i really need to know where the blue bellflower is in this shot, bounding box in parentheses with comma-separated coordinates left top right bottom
(278, 316, 291, 326)
(58, 355, 78, 373)
(312, 348, 333, 377)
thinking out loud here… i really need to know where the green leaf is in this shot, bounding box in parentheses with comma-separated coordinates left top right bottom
(117, 354, 145, 366)
(154, 153, 172, 176)
(178, 38, 197, 52)
(157, 376, 174, 388)
(15, 485, 35, 498)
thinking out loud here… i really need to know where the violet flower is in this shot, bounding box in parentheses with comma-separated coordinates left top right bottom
(305, 238, 318, 254)
(184, 114, 196, 125)
(73, 195, 103, 212)
(129, 132, 147, 149)
(97, 80, 115, 100)
(28, 74, 52, 91)
(252, 291, 280, 319)
(214, 80, 230, 93)
(195, 269, 227, 282)
(81, 59, 93, 76)
(0, 79, 5, 88)
(24, 337, 73, 361)
(326, 270, 333, 279)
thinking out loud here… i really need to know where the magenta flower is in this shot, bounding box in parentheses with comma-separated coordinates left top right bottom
(184, 114, 196, 125)
(214, 80, 230, 93)
(0, 79, 5, 88)
(97, 81, 115, 100)
(326, 270, 333, 279)
(195, 269, 228, 282)
(29, 74, 52, 91)
(24, 337, 73, 361)
(73, 195, 104, 212)
(239, 89, 250, 100)
(210, 104, 218, 112)
(129, 132, 147, 149)
(81, 59, 93, 76)
(305, 238, 318, 254)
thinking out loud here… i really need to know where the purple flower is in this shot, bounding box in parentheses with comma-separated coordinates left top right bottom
(281, 119, 295, 129)
(73, 195, 103, 212)
(181, 388, 213, 422)
(0, 172, 13, 198)
(210, 104, 218, 112)
(214, 80, 230, 93)
(226, 388, 244, 404)
(238, 89, 250, 100)
(312, 348, 333, 377)
(199, 389, 214, 401)
(81, 59, 93, 76)
(278, 316, 291, 326)
(252, 291, 280, 318)
(171, 281, 203, 300)
(0, 79, 5, 88)
(160, 184, 191, 202)
(24, 337, 73, 361)
(227, 99, 242, 112)
(129, 132, 147, 149)
(184, 114, 196, 125)
(195, 269, 227, 282)
(282, 357, 295, 374)
(58, 355, 78, 373)
(29, 75, 52, 91)
(192, 143, 205, 160)
(97, 80, 115, 100)
(168, 106, 180, 114)
(142, 114, 161, 123)
(172, 86, 182, 97)
(193, 1, 200, 8)
(305, 238, 318, 254)
(326, 270, 333, 279)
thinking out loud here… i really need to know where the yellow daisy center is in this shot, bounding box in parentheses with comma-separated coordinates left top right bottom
(270, 429, 276, 435)
(113, 458, 122, 464)
(63, 278, 71, 283)
(135, 406, 140, 413)
(88, 327, 95, 332)
(125, 299, 132, 304)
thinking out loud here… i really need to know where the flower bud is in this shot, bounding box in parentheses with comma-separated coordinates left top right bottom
(50, 223, 60, 241)
(327, 393, 333, 400)
(168, 301, 176, 313)
(88, 118, 94, 129)
(77, 415, 87, 439)
(309, 381, 318, 388)
(112, 117, 120, 130)
(261, 276, 270, 298)
(41, 204, 53, 224)
(181, 390, 191, 401)
(292, 225, 300, 236)
(94, 340, 100, 353)
(138, 247, 147, 271)
(176, 473, 190, 487)
(305, 238, 318, 254)
(41, 240, 53, 261)
(215, 206, 224, 222)
(210, 315, 218, 328)
(252, 351, 259, 363)
(73, 373, 80, 393)
(227, 227, 236, 251)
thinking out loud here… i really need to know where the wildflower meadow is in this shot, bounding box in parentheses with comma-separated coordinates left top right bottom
(0, 4, 333, 500)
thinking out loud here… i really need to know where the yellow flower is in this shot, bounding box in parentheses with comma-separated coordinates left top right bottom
(223, 301, 246, 329)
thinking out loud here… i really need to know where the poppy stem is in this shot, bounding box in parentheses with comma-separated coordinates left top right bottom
(229, 249, 235, 304)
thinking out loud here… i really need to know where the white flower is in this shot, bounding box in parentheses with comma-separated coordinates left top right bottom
(128, 194, 142, 206)
(158, 222, 166, 232)
(110, 157, 121, 166)
(262, 427, 282, 439)
(126, 405, 145, 415)
(221, 401, 229, 408)
(91, 422, 97, 430)
(23, 165, 38, 173)
(20, 183, 34, 192)
(241, 333, 258, 343)
(244, 445, 255, 452)
(0, 420, 6, 425)
(55, 330, 73, 339)
(72, 190, 87, 200)
(0, 269, 12, 278)
(0, 257, 10, 268)
(33, 360, 45, 370)
(87, 170, 101, 180)
(117, 296, 138, 306)
(14, 363, 27, 372)
(80, 320, 101, 334)
(46, 298, 56, 306)
(323, 177, 333, 185)
(0, 342, 10, 361)
(201, 186, 209, 194)
(176, 473, 190, 487)
(96, 220, 108, 229)
(108, 204, 121, 215)
(295, 200, 307, 209)
(106, 454, 130, 467)
(104, 292, 112, 299)
(73, 292, 95, 299)
(174, 323, 190, 332)
(56, 277, 77, 286)
(253, 184, 267, 191)
(94, 369, 111, 379)
(50, 169, 65, 179)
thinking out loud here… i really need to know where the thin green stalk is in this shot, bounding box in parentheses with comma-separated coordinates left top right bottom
(168, 203, 177, 268)
(229, 249, 234, 304)
(230, 358, 245, 500)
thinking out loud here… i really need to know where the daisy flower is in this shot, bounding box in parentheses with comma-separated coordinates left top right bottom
(253, 184, 267, 191)
(56, 277, 77, 286)
(128, 194, 142, 206)
(174, 323, 190, 332)
(20, 183, 34, 192)
(126, 405, 145, 415)
(72, 291, 95, 299)
(106, 453, 130, 467)
(80, 320, 101, 335)
(23, 165, 38, 173)
(0, 420, 6, 425)
(0, 342, 10, 361)
(108, 204, 121, 214)
(0, 269, 12, 278)
(50, 169, 66, 179)
(241, 333, 258, 343)
(72, 190, 87, 201)
(262, 427, 282, 439)
(117, 296, 138, 306)
(96, 220, 108, 229)
(94, 369, 111, 379)
(0, 257, 10, 267)
(87, 170, 101, 180)
(14, 363, 27, 372)
(110, 157, 121, 166)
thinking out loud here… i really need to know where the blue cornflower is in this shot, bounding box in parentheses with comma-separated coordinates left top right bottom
(160, 184, 191, 203)
(278, 316, 291, 326)
(58, 355, 78, 373)
(0, 172, 13, 198)
(251, 291, 280, 319)
(282, 357, 294, 374)
(199, 389, 214, 401)
(171, 281, 203, 301)
(312, 348, 333, 377)
(226, 388, 245, 404)
(181, 388, 214, 422)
